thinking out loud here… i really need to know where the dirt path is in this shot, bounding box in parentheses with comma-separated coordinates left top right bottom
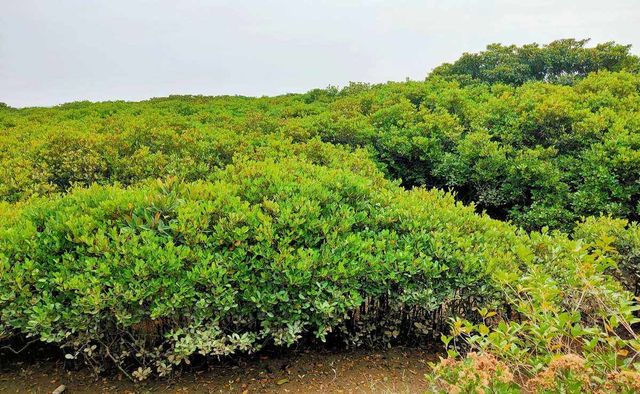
(0, 347, 438, 393)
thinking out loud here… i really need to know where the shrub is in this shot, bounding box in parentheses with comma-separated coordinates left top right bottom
(1, 46, 639, 234)
(1, 40, 640, 385)
(431, 226, 640, 392)
(0, 156, 520, 377)
(426, 352, 518, 393)
(431, 39, 640, 85)
(574, 216, 640, 295)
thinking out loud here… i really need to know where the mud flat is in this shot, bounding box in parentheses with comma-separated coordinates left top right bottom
(0, 346, 438, 393)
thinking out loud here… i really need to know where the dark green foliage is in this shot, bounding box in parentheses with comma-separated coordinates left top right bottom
(1, 39, 640, 379)
(431, 39, 640, 85)
(308, 71, 640, 232)
(2, 45, 639, 231)
(1, 151, 525, 375)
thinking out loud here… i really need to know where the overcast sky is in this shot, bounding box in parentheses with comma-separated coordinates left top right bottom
(1, 0, 639, 108)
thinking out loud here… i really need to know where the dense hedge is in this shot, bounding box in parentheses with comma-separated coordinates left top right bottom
(1, 40, 640, 381)
(2, 154, 635, 378)
(306, 71, 640, 231)
(431, 38, 640, 85)
(2, 43, 639, 231)
(1, 154, 529, 375)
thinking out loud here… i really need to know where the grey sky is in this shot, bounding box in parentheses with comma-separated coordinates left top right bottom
(1, 0, 639, 108)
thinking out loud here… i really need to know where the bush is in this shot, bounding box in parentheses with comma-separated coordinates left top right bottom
(3, 154, 638, 379)
(1, 45, 639, 234)
(431, 39, 640, 85)
(574, 216, 640, 295)
(1, 40, 640, 385)
(431, 226, 640, 392)
(0, 155, 521, 377)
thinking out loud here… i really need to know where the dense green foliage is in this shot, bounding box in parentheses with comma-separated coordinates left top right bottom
(1, 40, 640, 386)
(1, 147, 521, 376)
(429, 228, 640, 392)
(574, 216, 640, 295)
(2, 46, 639, 231)
(432, 39, 640, 85)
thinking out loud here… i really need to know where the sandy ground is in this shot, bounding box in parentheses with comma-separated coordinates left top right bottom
(0, 346, 439, 393)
